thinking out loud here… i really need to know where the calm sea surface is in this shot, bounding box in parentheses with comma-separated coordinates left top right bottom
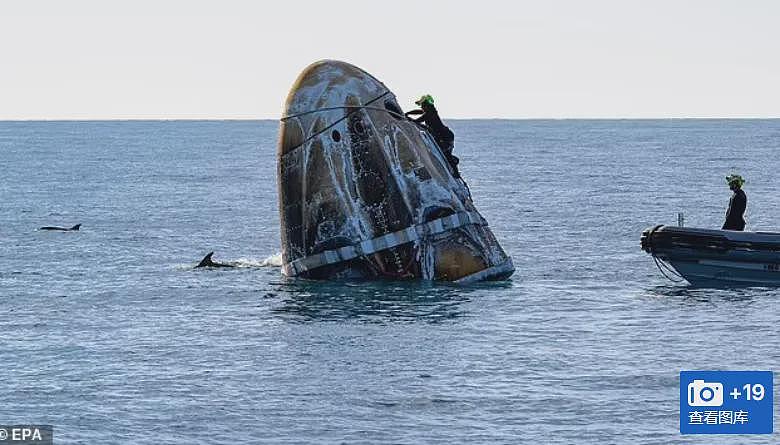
(1, 120, 779, 444)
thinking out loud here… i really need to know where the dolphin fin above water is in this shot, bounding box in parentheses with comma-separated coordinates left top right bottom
(196, 252, 234, 268)
(40, 223, 81, 231)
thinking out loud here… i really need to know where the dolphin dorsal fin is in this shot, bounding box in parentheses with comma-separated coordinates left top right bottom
(197, 252, 215, 268)
(71, 224, 81, 231)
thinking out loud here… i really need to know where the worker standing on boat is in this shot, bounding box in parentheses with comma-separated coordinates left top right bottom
(722, 174, 747, 231)
(405, 95, 461, 178)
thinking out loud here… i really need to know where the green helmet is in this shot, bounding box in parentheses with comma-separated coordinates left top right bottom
(415, 94, 434, 106)
(726, 174, 745, 187)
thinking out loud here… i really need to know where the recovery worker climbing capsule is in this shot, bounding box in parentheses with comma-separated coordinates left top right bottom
(276, 60, 514, 283)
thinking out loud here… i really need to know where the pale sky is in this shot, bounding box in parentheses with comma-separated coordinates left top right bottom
(1, 0, 779, 119)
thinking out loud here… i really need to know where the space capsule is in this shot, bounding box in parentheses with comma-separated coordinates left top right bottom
(277, 60, 514, 283)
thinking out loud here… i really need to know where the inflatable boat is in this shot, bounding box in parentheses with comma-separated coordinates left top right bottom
(641, 225, 780, 286)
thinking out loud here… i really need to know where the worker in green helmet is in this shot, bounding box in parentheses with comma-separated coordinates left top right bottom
(405, 94, 460, 178)
(722, 174, 747, 231)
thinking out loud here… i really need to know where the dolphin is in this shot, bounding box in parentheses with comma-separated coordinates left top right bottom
(196, 252, 234, 268)
(39, 224, 81, 231)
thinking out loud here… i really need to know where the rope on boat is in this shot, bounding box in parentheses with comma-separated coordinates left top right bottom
(652, 255, 686, 283)
(645, 224, 686, 283)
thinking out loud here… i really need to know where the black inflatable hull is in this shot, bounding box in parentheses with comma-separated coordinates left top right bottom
(641, 225, 780, 286)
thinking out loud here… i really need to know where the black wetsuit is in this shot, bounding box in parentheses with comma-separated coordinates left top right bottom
(407, 104, 460, 177)
(722, 188, 747, 231)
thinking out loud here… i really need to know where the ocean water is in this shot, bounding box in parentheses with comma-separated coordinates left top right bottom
(1, 120, 779, 444)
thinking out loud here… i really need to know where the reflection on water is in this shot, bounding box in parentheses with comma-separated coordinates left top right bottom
(268, 278, 512, 323)
(644, 284, 776, 303)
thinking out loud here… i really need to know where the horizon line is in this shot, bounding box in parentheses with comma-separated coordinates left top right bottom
(1, 116, 780, 122)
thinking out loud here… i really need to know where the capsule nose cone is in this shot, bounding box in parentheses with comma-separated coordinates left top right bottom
(283, 60, 387, 117)
(279, 60, 391, 158)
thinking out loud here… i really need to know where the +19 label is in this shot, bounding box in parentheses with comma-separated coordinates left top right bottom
(729, 384, 765, 401)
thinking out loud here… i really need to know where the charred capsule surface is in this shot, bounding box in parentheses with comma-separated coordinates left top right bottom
(277, 60, 514, 282)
